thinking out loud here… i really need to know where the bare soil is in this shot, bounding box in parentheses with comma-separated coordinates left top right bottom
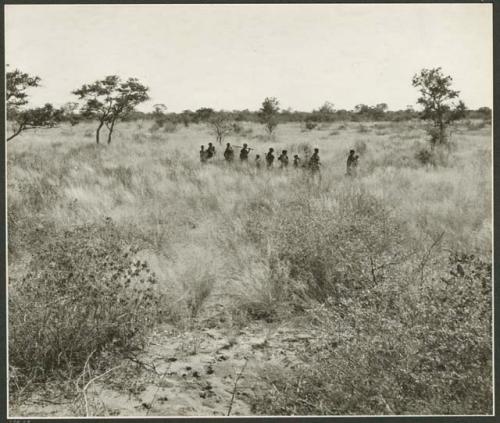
(10, 319, 317, 417)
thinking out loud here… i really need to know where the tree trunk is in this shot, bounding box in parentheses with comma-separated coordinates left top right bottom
(96, 120, 104, 144)
(7, 124, 25, 141)
(439, 119, 445, 145)
(107, 118, 116, 144)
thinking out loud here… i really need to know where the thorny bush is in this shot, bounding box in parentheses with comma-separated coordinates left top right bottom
(9, 220, 165, 393)
(251, 247, 491, 414)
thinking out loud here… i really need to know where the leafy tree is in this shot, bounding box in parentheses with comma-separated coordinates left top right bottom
(259, 97, 280, 134)
(72, 75, 149, 144)
(179, 110, 195, 127)
(7, 104, 62, 141)
(318, 101, 335, 115)
(354, 103, 388, 121)
(195, 107, 215, 123)
(310, 101, 336, 123)
(412, 67, 466, 147)
(208, 112, 233, 144)
(6, 68, 41, 109)
(6, 68, 62, 141)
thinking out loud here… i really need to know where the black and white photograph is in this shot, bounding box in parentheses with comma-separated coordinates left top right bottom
(5, 2, 494, 418)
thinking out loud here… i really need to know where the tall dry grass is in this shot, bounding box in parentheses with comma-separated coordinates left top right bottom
(7, 119, 492, 413)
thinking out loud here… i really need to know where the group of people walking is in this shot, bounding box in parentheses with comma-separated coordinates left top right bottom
(199, 142, 359, 176)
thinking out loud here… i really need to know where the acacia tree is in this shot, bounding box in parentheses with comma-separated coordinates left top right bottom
(7, 105, 62, 141)
(6, 68, 62, 141)
(7, 68, 40, 109)
(412, 68, 466, 147)
(259, 97, 280, 134)
(208, 112, 233, 144)
(73, 75, 149, 144)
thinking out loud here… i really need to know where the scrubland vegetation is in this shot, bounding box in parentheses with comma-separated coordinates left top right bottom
(8, 117, 492, 415)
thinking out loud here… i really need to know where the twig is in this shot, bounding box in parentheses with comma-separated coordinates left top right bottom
(145, 361, 173, 416)
(82, 365, 122, 417)
(75, 350, 95, 391)
(25, 398, 71, 406)
(227, 358, 249, 416)
(126, 354, 160, 375)
(419, 231, 445, 283)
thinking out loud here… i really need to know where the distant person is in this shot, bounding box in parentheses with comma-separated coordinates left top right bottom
(265, 148, 275, 168)
(224, 143, 234, 162)
(308, 148, 321, 172)
(293, 154, 301, 168)
(200, 145, 208, 163)
(255, 154, 262, 169)
(346, 149, 357, 176)
(353, 155, 359, 176)
(207, 142, 216, 159)
(240, 143, 250, 162)
(278, 150, 289, 168)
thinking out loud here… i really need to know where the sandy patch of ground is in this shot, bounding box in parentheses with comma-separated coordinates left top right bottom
(10, 321, 317, 417)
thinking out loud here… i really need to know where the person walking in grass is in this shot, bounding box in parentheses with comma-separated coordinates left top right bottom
(255, 154, 262, 169)
(207, 142, 216, 160)
(240, 143, 250, 162)
(346, 149, 357, 176)
(308, 148, 321, 173)
(278, 150, 289, 168)
(265, 148, 275, 168)
(200, 145, 208, 164)
(224, 143, 234, 162)
(293, 154, 301, 168)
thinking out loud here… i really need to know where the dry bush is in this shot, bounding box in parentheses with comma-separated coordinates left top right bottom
(250, 233, 492, 415)
(241, 185, 491, 414)
(9, 220, 165, 394)
(304, 120, 318, 131)
(233, 187, 410, 316)
(7, 120, 492, 414)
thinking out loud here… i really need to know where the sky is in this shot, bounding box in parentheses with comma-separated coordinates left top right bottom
(5, 4, 493, 112)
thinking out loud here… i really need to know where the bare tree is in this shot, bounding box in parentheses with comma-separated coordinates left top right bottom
(208, 113, 233, 144)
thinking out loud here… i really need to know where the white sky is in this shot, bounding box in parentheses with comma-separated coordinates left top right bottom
(5, 4, 493, 112)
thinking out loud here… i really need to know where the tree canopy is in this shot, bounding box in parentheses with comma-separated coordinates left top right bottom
(73, 75, 149, 144)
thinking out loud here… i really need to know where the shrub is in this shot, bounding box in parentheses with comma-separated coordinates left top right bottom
(251, 252, 492, 415)
(415, 148, 434, 166)
(239, 188, 409, 310)
(9, 220, 165, 392)
(232, 122, 244, 134)
(269, 191, 408, 302)
(304, 120, 318, 131)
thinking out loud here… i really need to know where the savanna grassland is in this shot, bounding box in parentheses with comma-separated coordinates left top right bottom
(8, 118, 492, 416)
